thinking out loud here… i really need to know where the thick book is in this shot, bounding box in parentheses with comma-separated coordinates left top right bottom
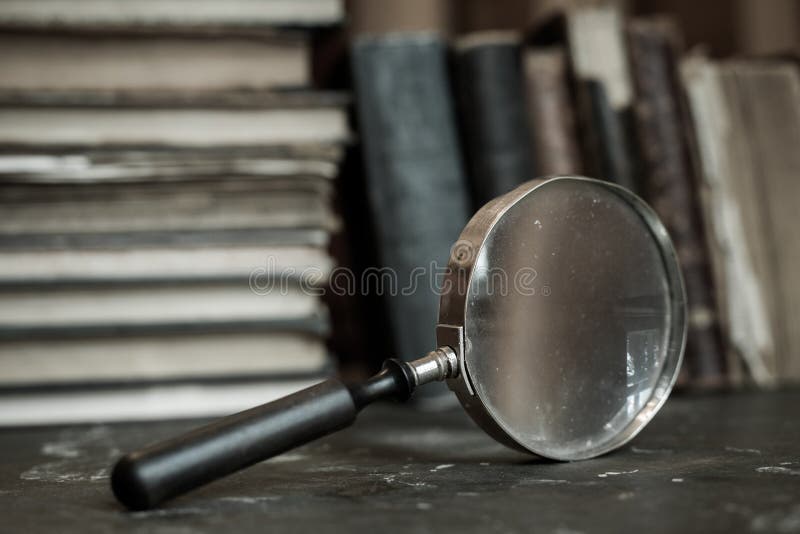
(0, 376, 327, 426)
(0, 91, 349, 148)
(566, 5, 640, 193)
(351, 33, 471, 385)
(0, 329, 329, 387)
(0, 0, 344, 29)
(680, 56, 778, 386)
(0, 150, 342, 183)
(627, 18, 727, 388)
(0, 30, 310, 92)
(0, 281, 323, 331)
(0, 244, 331, 284)
(453, 31, 536, 208)
(720, 60, 800, 383)
(522, 46, 583, 176)
(0, 177, 336, 235)
(0, 227, 331, 251)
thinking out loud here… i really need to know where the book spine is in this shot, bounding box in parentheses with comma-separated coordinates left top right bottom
(523, 47, 583, 176)
(727, 62, 800, 382)
(576, 79, 638, 193)
(453, 34, 535, 209)
(351, 34, 471, 387)
(627, 19, 727, 387)
(566, 5, 641, 194)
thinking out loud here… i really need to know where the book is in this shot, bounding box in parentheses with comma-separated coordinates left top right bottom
(0, 178, 336, 235)
(0, 227, 331, 251)
(627, 17, 727, 388)
(0, 150, 342, 182)
(351, 33, 471, 393)
(0, 91, 349, 148)
(0, 281, 322, 330)
(0, 377, 327, 426)
(719, 60, 800, 383)
(0, 244, 331, 284)
(0, 30, 310, 92)
(453, 31, 536, 208)
(566, 5, 639, 193)
(0, 328, 329, 387)
(680, 55, 779, 386)
(0, 0, 344, 29)
(522, 46, 583, 176)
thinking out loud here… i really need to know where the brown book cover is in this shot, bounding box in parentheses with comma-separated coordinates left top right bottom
(522, 46, 582, 176)
(627, 17, 727, 388)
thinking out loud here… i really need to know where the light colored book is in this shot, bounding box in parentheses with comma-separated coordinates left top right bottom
(0, 244, 332, 284)
(0, 153, 340, 183)
(0, 32, 309, 92)
(0, 179, 336, 235)
(566, 5, 633, 112)
(0, 330, 328, 387)
(0, 0, 343, 28)
(680, 55, 800, 385)
(0, 106, 348, 148)
(0, 282, 323, 328)
(0, 377, 327, 426)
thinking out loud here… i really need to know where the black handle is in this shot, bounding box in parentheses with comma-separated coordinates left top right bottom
(111, 361, 415, 510)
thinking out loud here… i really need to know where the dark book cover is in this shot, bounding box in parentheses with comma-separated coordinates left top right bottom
(452, 31, 536, 209)
(627, 17, 727, 387)
(522, 46, 583, 176)
(0, 314, 330, 342)
(564, 5, 641, 194)
(351, 33, 471, 398)
(576, 80, 638, 193)
(0, 88, 349, 109)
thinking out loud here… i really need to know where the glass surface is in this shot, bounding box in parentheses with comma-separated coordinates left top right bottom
(463, 179, 682, 460)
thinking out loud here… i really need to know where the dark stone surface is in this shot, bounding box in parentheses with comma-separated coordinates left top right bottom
(0, 389, 798, 533)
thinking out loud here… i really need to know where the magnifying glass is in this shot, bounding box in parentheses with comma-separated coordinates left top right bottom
(111, 176, 686, 510)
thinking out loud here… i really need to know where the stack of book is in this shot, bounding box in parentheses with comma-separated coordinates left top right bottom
(0, 0, 348, 424)
(350, 4, 800, 390)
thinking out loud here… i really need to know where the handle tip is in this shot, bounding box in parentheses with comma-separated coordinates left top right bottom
(111, 454, 153, 511)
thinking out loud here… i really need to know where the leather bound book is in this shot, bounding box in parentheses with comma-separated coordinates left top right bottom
(351, 33, 471, 399)
(453, 31, 536, 209)
(576, 79, 638, 192)
(627, 18, 727, 388)
(523, 46, 583, 176)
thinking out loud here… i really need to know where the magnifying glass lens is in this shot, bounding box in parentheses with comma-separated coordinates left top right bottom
(462, 178, 684, 460)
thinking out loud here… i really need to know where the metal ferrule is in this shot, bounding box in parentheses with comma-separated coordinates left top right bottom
(407, 346, 459, 386)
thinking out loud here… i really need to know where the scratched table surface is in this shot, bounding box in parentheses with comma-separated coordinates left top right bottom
(0, 389, 798, 534)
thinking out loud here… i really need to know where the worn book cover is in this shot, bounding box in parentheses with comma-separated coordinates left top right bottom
(453, 31, 536, 209)
(523, 46, 583, 176)
(351, 33, 471, 399)
(681, 56, 778, 386)
(627, 17, 727, 388)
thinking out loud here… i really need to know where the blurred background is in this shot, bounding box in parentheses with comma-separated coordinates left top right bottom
(0, 0, 798, 425)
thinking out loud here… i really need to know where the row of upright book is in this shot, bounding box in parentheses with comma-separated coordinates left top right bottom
(0, 0, 348, 424)
(350, 5, 800, 391)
